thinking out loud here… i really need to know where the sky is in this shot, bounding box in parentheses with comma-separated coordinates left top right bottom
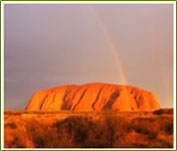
(4, 4, 174, 110)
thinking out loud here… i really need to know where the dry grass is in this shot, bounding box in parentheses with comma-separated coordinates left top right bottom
(4, 109, 173, 148)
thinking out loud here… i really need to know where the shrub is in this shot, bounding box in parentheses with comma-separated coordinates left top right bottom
(54, 116, 95, 143)
(153, 109, 164, 115)
(153, 109, 173, 115)
(26, 120, 59, 148)
(131, 117, 157, 140)
(164, 122, 173, 135)
(133, 124, 149, 135)
(149, 139, 172, 148)
(5, 110, 174, 148)
(148, 131, 157, 140)
(6, 134, 25, 148)
(5, 123, 17, 129)
(83, 138, 109, 148)
(53, 116, 121, 148)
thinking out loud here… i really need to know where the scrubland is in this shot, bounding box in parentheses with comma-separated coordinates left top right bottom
(4, 109, 173, 148)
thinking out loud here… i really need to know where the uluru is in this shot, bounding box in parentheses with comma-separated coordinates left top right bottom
(26, 83, 161, 111)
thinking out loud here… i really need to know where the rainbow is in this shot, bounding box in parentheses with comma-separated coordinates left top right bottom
(90, 6, 128, 85)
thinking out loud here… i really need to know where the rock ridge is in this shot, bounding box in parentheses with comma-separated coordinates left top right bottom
(26, 82, 161, 111)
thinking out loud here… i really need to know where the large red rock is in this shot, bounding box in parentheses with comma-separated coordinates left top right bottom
(26, 83, 161, 111)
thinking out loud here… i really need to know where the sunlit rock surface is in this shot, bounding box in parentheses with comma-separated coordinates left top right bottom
(26, 83, 161, 111)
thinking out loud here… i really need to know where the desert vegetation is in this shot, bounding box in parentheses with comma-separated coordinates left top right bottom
(4, 109, 173, 148)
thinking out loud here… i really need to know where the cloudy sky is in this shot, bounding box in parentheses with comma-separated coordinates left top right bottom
(4, 3, 173, 110)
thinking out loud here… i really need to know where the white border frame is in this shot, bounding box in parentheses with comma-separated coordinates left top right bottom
(1, 1, 176, 150)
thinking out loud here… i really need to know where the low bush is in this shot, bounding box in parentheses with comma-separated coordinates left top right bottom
(53, 116, 126, 148)
(131, 117, 158, 140)
(4, 111, 173, 148)
(164, 122, 173, 135)
(6, 134, 25, 148)
(153, 109, 173, 115)
(54, 116, 109, 147)
(5, 123, 17, 129)
(133, 124, 149, 134)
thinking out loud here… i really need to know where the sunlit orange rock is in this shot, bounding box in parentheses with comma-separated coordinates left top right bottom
(26, 83, 161, 111)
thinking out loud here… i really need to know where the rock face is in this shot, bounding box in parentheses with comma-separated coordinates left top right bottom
(26, 83, 161, 111)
